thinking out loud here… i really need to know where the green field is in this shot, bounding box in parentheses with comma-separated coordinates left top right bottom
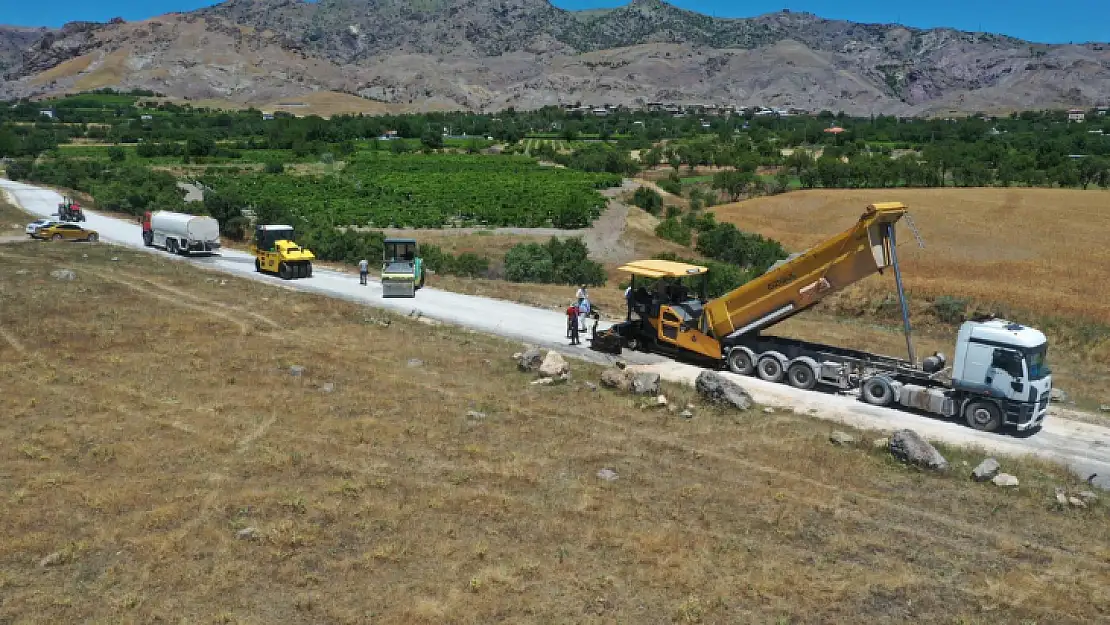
(202, 152, 621, 229)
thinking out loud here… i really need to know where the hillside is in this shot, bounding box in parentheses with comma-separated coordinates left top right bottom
(1, 0, 1108, 114)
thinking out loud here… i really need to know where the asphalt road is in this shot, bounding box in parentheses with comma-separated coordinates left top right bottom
(4, 178, 1109, 489)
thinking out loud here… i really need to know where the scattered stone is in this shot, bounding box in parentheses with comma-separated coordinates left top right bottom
(1077, 490, 1098, 503)
(515, 348, 543, 372)
(531, 377, 556, 386)
(694, 371, 753, 411)
(680, 409, 694, 419)
(49, 268, 76, 281)
(615, 360, 627, 370)
(686, 403, 695, 410)
(15, 268, 28, 275)
(289, 365, 305, 377)
(596, 468, 618, 481)
(466, 410, 487, 420)
(584, 381, 598, 392)
(829, 431, 858, 446)
(407, 358, 424, 368)
(1068, 496, 1087, 509)
(38, 551, 65, 568)
(1050, 388, 1068, 403)
(110, 257, 119, 262)
(236, 527, 262, 541)
(889, 429, 949, 471)
(81, 254, 88, 259)
(1055, 487, 1069, 506)
(972, 458, 1001, 482)
(991, 473, 1019, 488)
(320, 382, 334, 393)
(630, 371, 660, 395)
(600, 368, 632, 392)
(762, 407, 775, 414)
(654, 395, 668, 408)
(539, 351, 569, 378)
(872, 437, 890, 450)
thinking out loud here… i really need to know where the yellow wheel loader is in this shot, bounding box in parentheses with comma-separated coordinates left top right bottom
(250, 224, 315, 280)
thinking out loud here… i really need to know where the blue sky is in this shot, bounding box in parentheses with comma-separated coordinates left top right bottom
(2, 0, 1107, 44)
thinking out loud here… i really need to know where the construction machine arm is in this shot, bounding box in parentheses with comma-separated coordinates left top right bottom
(704, 202, 909, 341)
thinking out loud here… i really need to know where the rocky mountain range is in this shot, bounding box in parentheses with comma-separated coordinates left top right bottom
(1, 0, 1108, 115)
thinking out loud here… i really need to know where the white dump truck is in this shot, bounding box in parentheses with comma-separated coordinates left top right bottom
(140, 210, 221, 255)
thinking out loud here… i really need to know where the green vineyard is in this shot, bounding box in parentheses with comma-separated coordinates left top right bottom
(201, 153, 622, 229)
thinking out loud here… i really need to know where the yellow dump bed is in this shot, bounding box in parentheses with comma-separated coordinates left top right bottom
(704, 202, 909, 339)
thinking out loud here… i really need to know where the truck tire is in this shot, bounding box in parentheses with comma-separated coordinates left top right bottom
(52, 233, 63, 241)
(756, 354, 785, 383)
(861, 376, 894, 406)
(305, 263, 313, 278)
(786, 361, 818, 390)
(279, 262, 292, 280)
(964, 401, 1003, 432)
(727, 348, 755, 376)
(167, 239, 178, 254)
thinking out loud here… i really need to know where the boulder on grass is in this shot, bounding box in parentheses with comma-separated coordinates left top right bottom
(694, 371, 753, 411)
(539, 351, 569, 378)
(630, 371, 660, 395)
(516, 348, 543, 372)
(889, 429, 949, 471)
(600, 368, 632, 391)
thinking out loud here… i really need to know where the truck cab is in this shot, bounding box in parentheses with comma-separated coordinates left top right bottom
(951, 318, 1052, 431)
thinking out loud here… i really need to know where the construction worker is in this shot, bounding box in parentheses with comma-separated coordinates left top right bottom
(358, 258, 369, 285)
(567, 301, 580, 345)
(577, 295, 591, 332)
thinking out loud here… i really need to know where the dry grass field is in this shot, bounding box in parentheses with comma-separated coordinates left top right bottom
(711, 188, 1110, 405)
(1, 240, 1109, 623)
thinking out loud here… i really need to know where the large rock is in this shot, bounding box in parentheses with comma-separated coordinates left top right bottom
(694, 371, 753, 411)
(50, 268, 76, 281)
(630, 371, 660, 395)
(971, 458, 1001, 482)
(515, 347, 543, 372)
(539, 351, 569, 378)
(991, 473, 1019, 487)
(889, 429, 949, 471)
(829, 431, 858, 446)
(600, 368, 631, 391)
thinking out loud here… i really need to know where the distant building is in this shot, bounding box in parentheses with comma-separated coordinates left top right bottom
(1098, 106, 1108, 116)
(140, 114, 153, 121)
(823, 126, 846, 135)
(39, 109, 55, 119)
(1067, 109, 1086, 122)
(591, 108, 609, 117)
(262, 113, 275, 121)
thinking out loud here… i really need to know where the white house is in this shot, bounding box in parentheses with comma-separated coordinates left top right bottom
(1067, 109, 1086, 122)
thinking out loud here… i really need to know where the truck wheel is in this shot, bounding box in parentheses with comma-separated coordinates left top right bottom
(787, 362, 818, 390)
(86, 233, 98, 243)
(305, 263, 313, 278)
(861, 376, 894, 407)
(756, 355, 784, 383)
(279, 262, 292, 280)
(255, 258, 262, 273)
(727, 348, 755, 376)
(167, 239, 178, 254)
(52, 234, 63, 241)
(965, 401, 1003, 432)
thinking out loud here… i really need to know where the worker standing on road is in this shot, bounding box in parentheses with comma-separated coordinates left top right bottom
(567, 302, 580, 345)
(358, 258, 369, 285)
(576, 284, 588, 301)
(577, 295, 591, 332)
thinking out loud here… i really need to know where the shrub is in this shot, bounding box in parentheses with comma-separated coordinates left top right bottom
(504, 237, 605, 286)
(695, 222, 788, 274)
(931, 295, 969, 324)
(654, 217, 692, 246)
(631, 186, 664, 215)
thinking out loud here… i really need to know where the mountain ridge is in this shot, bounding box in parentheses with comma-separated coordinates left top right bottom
(1, 0, 1107, 115)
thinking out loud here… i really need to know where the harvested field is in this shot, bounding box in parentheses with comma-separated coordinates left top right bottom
(711, 188, 1110, 405)
(0, 240, 1108, 623)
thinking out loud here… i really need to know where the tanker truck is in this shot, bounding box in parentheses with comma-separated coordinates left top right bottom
(141, 211, 221, 255)
(591, 203, 1052, 434)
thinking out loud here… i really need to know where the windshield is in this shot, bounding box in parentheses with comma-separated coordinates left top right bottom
(1025, 344, 1050, 380)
